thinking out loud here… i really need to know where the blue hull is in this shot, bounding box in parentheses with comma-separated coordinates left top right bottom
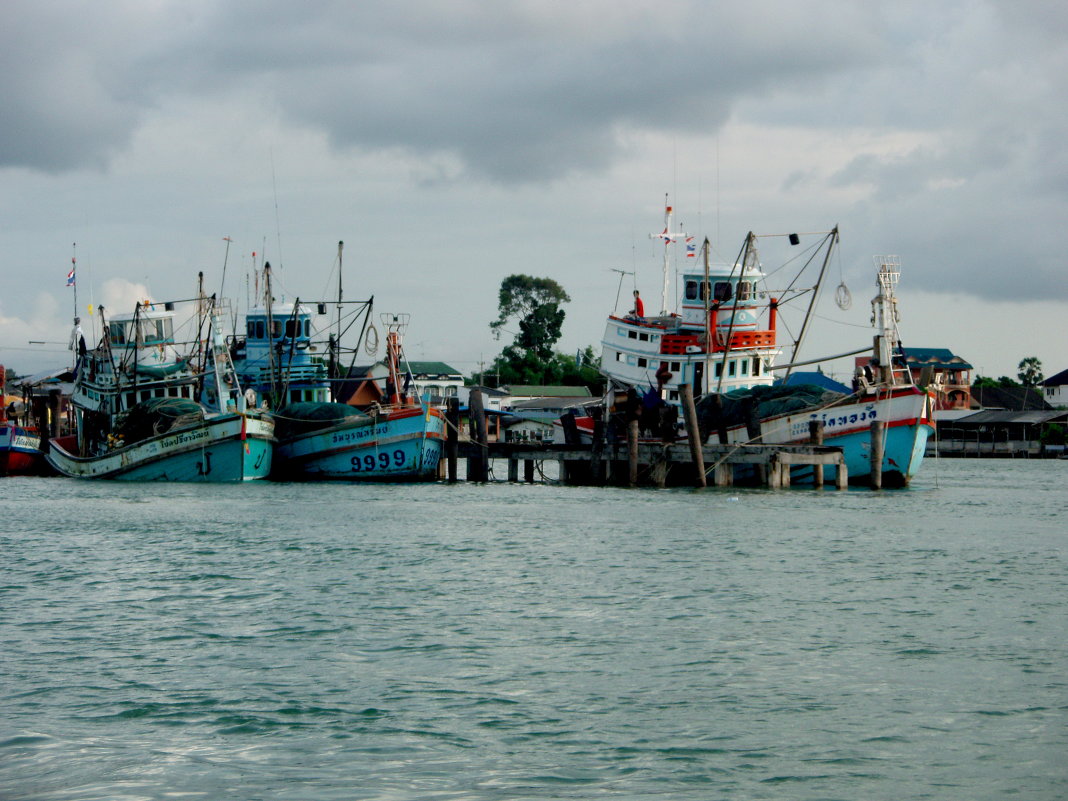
(273, 407, 445, 481)
(47, 415, 274, 482)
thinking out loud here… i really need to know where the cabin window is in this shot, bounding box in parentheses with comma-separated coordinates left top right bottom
(254, 321, 265, 339)
(741, 360, 749, 376)
(304, 319, 311, 337)
(728, 361, 736, 377)
(109, 322, 126, 345)
(714, 281, 733, 302)
(752, 357, 761, 376)
(669, 391, 679, 401)
(271, 321, 282, 339)
(285, 319, 300, 338)
(639, 332, 649, 342)
(685, 280, 698, 300)
(737, 281, 752, 301)
(637, 357, 648, 368)
(615, 352, 624, 362)
(715, 363, 723, 377)
(617, 327, 627, 336)
(628, 330, 637, 339)
(671, 361, 680, 371)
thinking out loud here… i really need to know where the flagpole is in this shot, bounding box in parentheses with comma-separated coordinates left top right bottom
(71, 243, 78, 322)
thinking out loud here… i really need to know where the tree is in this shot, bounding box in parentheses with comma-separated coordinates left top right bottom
(1017, 356, 1044, 388)
(489, 275, 571, 382)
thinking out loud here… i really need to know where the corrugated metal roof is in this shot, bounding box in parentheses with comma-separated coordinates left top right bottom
(952, 410, 1066, 425)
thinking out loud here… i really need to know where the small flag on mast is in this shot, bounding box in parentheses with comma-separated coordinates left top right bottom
(66, 257, 76, 287)
(686, 236, 695, 257)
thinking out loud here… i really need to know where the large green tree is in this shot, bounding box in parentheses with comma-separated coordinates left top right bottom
(489, 275, 572, 383)
(1017, 356, 1044, 388)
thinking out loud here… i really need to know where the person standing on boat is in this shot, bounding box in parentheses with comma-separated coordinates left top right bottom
(69, 317, 86, 373)
(630, 290, 645, 318)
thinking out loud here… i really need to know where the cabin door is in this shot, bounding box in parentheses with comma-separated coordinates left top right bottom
(693, 362, 704, 395)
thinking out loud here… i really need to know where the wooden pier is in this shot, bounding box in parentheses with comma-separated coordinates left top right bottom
(444, 395, 848, 489)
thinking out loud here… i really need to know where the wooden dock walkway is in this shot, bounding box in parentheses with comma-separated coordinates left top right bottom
(445, 388, 852, 489)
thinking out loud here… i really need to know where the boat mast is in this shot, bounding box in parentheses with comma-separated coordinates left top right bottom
(335, 240, 344, 380)
(871, 255, 902, 385)
(702, 237, 712, 395)
(649, 196, 687, 315)
(785, 226, 839, 380)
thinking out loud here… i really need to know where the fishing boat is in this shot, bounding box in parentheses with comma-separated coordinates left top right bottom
(597, 203, 934, 487)
(46, 296, 273, 481)
(232, 255, 445, 481)
(0, 365, 46, 476)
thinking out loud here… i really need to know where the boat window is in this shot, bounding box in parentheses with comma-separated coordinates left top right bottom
(254, 321, 265, 339)
(271, 321, 282, 339)
(615, 352, 624, 362)
(126, 392, 136, 407)
(637, 357, 648, 368)
(669, 391, 679, 401)
(741, 359, 749, 376)
(109, 322, 126, 345)
(285, 319, 300, 338)
(715, 363, 723, 377)
(685, 280, 698, 300)
(639, 332, 649, 341)
(737, 282, 752, 301)
(728, 360, 737, 377)
(752, 357, 761, 376)
(304, 319, 311, 337)
(628, 330, 637, 339)
(714, 282, 733, 302)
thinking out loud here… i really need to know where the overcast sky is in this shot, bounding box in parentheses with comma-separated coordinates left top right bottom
(2, 0, 1065, 383)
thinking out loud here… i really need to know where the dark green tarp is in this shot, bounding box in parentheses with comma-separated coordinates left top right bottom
(695, 384, 846, 439)
(114, 397, 205, 444)
(273, 402, 369, 440)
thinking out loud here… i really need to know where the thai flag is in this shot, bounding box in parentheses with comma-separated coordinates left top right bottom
(66, 265, 76, 287)
(686, 237, 695, 257)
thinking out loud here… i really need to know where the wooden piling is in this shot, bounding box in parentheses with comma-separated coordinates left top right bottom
(524, 459, 535, 483)
(508, 457, 519, 483)
(679, 383, 707, 488)
(627, 419, 639, 487)
(445, 397, 459, 483)
(468, 390, 488, 482)
(870, 420, 884, 489)
(808, 420, 825, 488)
(590, 410, 606, 485)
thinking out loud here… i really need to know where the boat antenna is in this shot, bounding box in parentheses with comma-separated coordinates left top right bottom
(219, 236, 232, 318)
(650, 195, 687, 315)
(611, 268, 634, 314)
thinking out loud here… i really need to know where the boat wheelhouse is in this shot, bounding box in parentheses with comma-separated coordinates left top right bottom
(47, 299, 273, 482)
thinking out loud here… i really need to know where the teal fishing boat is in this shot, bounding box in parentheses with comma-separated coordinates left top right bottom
(231, 254, 445, 481)
(47, 293, 273, 481)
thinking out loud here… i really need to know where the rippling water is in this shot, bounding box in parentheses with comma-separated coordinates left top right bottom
(2, 459, 1066, 800)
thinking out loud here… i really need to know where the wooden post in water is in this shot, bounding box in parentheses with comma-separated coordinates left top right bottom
(445, 397, 460, 483)
(524, 459, 535, 483)
(746, 408, 766, 485)
(590, 408, 606, 486)
(468, 390, 488, 482)
(679, 383, 707, 488)
(627, 419, 639, 487)
(870, 420, 884, 490)
(808, 420, 825, 488)
(507, 456, 519, 483)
